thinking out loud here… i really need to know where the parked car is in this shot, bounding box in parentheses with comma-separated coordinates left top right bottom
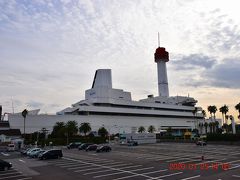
(38, 149, 63, 160)
(27, 148, 41, 156)
(20, 148, 31, 155)
(7, 144, 15, 152)
(0, 159, 12, 171)
(29, 149, 45, 158)
(86, 144, 98, 151)
(67, 142, 81, 149)
(96, 145, 112, 152)
(127, 141, 138, 146)
(78, 143, 93, 150)
(196, 140, 207, 146)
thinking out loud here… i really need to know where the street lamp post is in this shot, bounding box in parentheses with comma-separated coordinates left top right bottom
(21, 109, 28, 144)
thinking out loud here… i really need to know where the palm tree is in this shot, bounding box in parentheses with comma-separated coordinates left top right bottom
(235, 102, 240, 118)
(209, 122, 213, 133)
(219, 105, 229, 125)
(198, 123, 203, 135)
(192, 107, 198, 129)
(208, 106, 213, 121)
(225, 115, 229, 125)
(52, 122, 66, 137)
(212, 105, 217, 120)
(214, 121, 219, 131)
(138, 126, 145, 133)
(148, 125, 156, 133)
(79, 122, 91, 136)
(202, 110, 206, 119)
(223, 123, 228, 133)
(208, 105, 217, 121)
(166, 127, 173, 136)
(98, 127, 108, 137)
(204, 122, 208, 134)
(66, 121, 78, 137)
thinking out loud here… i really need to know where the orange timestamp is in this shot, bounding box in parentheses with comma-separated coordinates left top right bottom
(169, 163, 230, 171)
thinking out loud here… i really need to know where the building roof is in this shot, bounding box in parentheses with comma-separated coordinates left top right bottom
(0, 129, 21, 136)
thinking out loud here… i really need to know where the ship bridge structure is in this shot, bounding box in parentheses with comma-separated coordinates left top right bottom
(8, 44, 204, 135)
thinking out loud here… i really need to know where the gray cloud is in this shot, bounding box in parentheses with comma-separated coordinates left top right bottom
(172, 54, 217, 70)
(204, 59, 240, 88)
(182, 58, 240, 89)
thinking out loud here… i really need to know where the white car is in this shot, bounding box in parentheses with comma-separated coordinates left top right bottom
(7, 144, 15, 152)
(26, 148, 41, 156)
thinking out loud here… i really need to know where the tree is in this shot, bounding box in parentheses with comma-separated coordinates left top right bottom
(138, 126, 145, 133)
(202, 110, 206, 119)
(207, 106, 213, 120)
(66, 121, 78, 137)
(98, 127, 108, 137)
(166, 127, 173, 136)
(79, 122, 91, 136)
(223, 123, 228, 133)
(204, 122, 208, 134)
(212, 105, 217, 120)
(52, 122, 66, 137)
(219, 105, 229, 125)
(22, 109, 28, 141)
(208, 105, 217, 122)
(148, 125, 156, 133)
(235, 102, 240, 118)
(209, 122, 213, 133)
(198, 123, 204, 135)
(192, 107, 198, 129)
(214, 121, 219, 132)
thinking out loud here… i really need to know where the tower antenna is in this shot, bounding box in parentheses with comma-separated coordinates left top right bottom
(158, 32, 160, 47)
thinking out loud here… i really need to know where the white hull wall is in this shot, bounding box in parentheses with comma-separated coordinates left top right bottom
(9, 114, 196, 134)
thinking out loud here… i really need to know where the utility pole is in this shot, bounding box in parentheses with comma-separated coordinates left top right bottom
(21, 109, 28, 144)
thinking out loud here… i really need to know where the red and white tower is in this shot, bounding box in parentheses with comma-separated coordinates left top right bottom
(154, 39, 169, 97)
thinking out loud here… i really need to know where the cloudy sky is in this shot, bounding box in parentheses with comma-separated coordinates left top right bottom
(0, 0, 240, 120)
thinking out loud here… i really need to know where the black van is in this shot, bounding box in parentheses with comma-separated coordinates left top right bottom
(38, 149, 63, 160)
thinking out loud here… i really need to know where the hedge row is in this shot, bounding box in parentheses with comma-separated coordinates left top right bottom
(25, 136, 107, 146)
(206, 133, 240, 141)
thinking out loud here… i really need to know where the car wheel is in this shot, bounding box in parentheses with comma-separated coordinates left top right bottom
(4, 167, 8, 171)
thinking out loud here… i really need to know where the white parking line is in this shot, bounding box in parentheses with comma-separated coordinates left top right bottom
(179, 175, 201, 180)
(69, 161, 125, 170)
(64, 157, 156, 179)
(112, 169, 168, 180)
(0, 172, 21, 176)
(56, 162, 83, 166)
(1, 153, 10, 156)
(167, 158, 194, 163)
(0, 175, 25, 180)
(150, 172, 183, 180)
(18, 159, 26, 163)
(228, 164, 240, 170)
(75, 163, 132, 173)
(17, 177, 32, 180)
(230, 152, 240, 156)
(83, 165, 142, 175)
(93, 167, 154, 178)
(232, 175, 240, 178)
(68, 165, 96, 170)
(179, 159, 202, 164)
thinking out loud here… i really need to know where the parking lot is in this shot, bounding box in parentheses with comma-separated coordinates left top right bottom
(0, 143, 240, 180)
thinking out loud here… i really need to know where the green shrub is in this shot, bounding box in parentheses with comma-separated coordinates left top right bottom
(206, 133, 240, 141)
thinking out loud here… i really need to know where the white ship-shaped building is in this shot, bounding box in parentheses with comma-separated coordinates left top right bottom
(8, 44, 203, 135)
